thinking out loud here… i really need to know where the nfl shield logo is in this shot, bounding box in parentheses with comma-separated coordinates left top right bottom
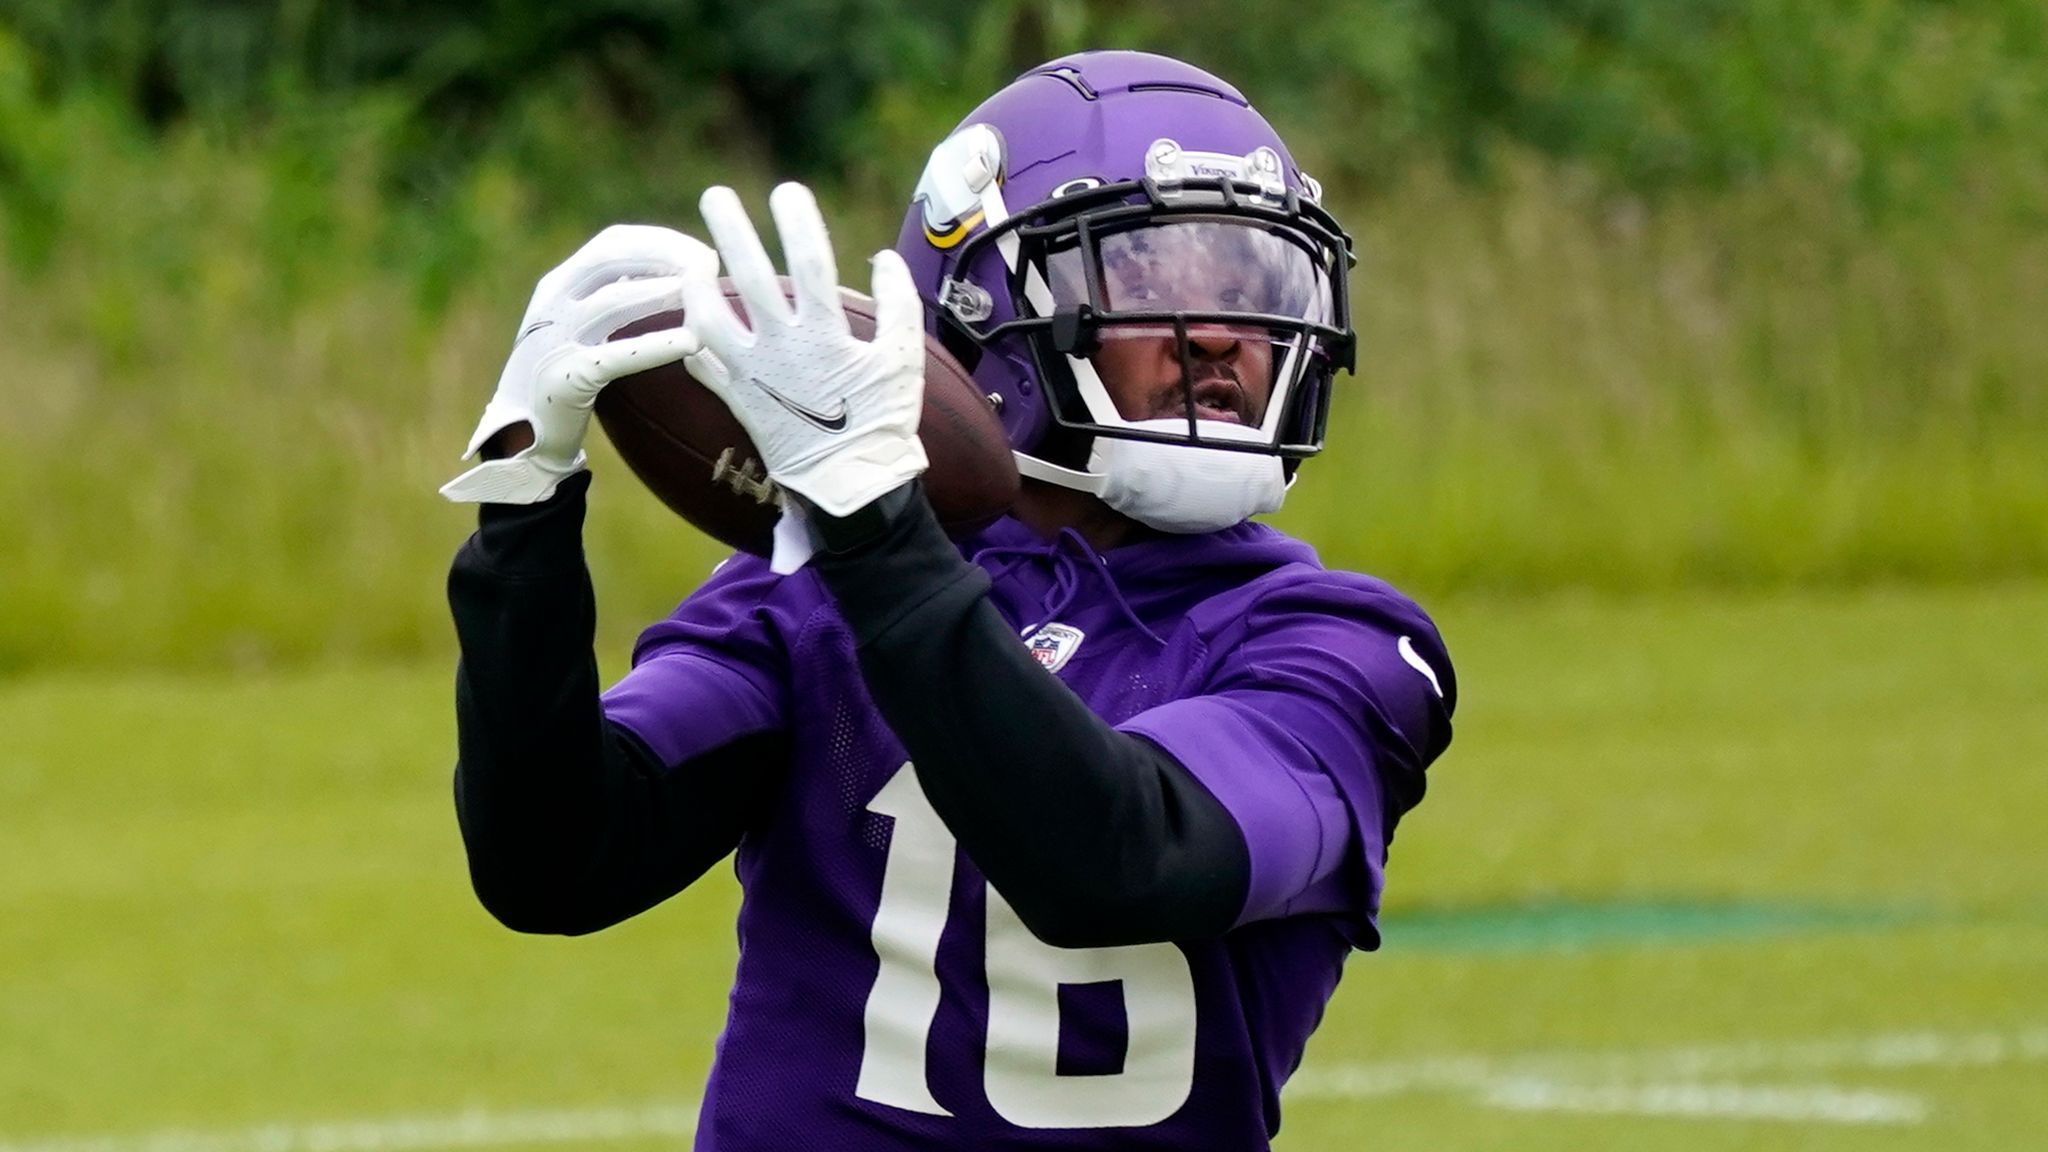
(1021, 622, 1085, 674)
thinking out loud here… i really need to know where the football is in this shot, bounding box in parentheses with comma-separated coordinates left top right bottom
(596, 280, 1019, 555)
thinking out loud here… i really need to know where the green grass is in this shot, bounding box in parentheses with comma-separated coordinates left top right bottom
(2, 584, 2043, 1148)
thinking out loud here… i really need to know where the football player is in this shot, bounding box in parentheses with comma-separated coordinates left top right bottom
(442, 50, 1455, 1150)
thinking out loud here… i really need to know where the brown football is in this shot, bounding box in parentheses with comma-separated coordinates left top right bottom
(595, 279, 1018, 555)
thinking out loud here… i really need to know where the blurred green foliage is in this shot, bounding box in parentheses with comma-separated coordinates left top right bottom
(0, 2, 2044, 673)
(7, 1, 2042, 206)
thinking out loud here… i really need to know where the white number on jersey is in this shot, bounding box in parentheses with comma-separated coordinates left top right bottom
(855, 762, 1199, 1128)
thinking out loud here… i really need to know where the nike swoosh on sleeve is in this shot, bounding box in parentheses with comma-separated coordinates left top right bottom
(1397, 635, 1443, 698)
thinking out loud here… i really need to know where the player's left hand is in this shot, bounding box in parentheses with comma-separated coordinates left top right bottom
(440, 224, 716, 505)
(677, 182, 929, 520)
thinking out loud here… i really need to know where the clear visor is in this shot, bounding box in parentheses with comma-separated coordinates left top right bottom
(1037, 220, 1335, 440)
(1045, 219, 1333, 323)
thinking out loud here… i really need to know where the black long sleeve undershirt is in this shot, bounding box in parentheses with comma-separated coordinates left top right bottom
(448, 474, 1250, 947)
(811, 486, 1251, 949)
(449, 472, 784, 936)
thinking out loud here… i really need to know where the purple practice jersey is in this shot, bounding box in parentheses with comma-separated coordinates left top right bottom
(602, 515, 1453, 1150)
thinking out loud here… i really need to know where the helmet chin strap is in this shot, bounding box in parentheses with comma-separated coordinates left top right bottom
(1015, 450, 1109, 493)
(1015, 440, 1299, 501)
(1011, 339, 1302, 531)
(1033, 418, 1290, 534)
(1014, 352, 1121, 495)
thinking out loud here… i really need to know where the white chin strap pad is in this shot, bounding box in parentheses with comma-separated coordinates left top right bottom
(1017, 420, 1287, 534)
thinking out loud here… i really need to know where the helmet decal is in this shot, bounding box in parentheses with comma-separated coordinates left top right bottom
(1143, 139, 1286, 199)
(914, 124, 1006, 234)
(923, 208, 986, 250)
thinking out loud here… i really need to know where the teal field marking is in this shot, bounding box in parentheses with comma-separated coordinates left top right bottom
(1381, 900, 1924, 953)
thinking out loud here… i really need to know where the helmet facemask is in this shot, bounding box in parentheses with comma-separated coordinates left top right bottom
(944, 176, 1355, 479)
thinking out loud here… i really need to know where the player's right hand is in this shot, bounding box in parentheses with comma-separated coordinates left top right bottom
(440, 225, 718, 505)
(677, 183, 929, 519)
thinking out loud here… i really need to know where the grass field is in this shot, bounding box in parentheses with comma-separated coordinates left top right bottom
(2, 584, 2044, 1149)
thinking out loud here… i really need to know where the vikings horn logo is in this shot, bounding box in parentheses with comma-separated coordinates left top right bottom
(915, 124, 1007, 250)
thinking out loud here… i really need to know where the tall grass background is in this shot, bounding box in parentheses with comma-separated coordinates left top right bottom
(1, 4, 2044, 674)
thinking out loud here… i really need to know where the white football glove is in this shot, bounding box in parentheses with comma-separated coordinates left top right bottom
(440, 225, 717, 504)
(678, 183, 928, 521)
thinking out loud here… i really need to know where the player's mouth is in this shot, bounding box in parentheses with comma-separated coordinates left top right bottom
(1176, 377, 1251, 425)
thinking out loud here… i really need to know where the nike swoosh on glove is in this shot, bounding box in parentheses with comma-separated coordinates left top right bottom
(440, 224, 717, 504)
(677, 183, 929, 530)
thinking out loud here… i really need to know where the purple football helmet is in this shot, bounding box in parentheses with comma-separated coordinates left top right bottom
(894, 50, 1355, 496)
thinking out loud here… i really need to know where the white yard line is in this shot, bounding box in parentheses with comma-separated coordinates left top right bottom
(1479, 1080, 1929, 1125)
(0, 1104, 699, 1152)
(6, 1026, 2041, 1151)
(1286, 1025, 2048, 1098)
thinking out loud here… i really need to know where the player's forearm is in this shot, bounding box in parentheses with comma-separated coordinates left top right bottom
(447, 473, 769, 934)
(813, 487, 1250, 948)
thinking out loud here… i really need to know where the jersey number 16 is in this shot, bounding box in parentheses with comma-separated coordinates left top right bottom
(856, 762, 1199, 1129)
